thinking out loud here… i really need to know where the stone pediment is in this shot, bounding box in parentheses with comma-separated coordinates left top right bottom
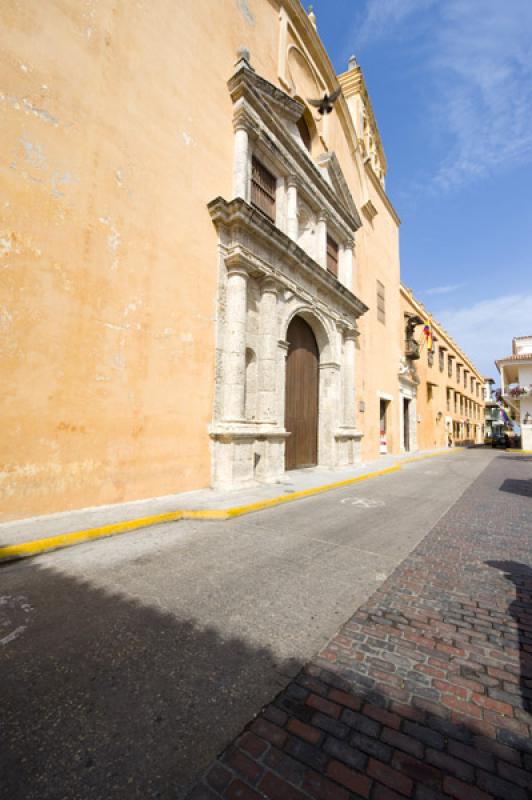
(252, 70, 305, 126)
(316, 152, 361, 229)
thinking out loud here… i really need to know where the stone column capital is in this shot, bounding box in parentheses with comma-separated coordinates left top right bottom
(286, 174, 299, 189)
(225, 262, 250, 280)
(260, 276, 278, 295)
(344, 327, 359, 341)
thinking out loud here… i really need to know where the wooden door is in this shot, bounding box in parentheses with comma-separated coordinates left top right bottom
(285, 316, 319, 470)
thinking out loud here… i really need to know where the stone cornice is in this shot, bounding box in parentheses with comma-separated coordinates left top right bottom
(208, 196, 368, 320)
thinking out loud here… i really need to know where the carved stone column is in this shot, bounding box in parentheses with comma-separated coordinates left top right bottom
(319, 361, 341, 466)
(316, 212, 327, 269)
(286, 177, 298, 241)
(343, 329, 357, 426)
(277, 340, 290, 425)
(222, 266, 248, 420)
(233, 123, 249, 200)
(258, 277, 278, 421)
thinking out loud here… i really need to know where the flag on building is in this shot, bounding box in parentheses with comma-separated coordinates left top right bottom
(423, 320, 433, 352)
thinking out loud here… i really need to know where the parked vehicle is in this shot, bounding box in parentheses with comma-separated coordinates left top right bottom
(492, 432, 508, 448)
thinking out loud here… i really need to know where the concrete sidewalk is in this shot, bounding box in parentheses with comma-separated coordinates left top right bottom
(0, 447, 458, 561)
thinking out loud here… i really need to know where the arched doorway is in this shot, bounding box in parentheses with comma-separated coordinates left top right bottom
(285, 316, 319, 469)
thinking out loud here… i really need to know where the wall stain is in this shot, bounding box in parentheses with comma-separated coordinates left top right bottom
(236, 0, 255, 27)
(51, 171, 74, 198)
(20, 138, 46, 168)
(56, 422, 86, 433)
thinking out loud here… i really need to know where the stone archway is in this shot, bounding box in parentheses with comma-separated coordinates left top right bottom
(285, 316, 319, 469)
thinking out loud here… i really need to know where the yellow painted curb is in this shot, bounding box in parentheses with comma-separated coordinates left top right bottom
(505, 449, 532, 455)
(0, 449, 461, 564)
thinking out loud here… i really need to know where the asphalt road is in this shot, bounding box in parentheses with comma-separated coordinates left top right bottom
(0, 448, 499, 799)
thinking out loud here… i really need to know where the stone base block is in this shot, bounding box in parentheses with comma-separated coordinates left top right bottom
(334, 429, 363, 467)
(210, 427, 289, 489)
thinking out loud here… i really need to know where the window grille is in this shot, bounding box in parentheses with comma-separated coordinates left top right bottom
(326, 235, 339, 277)
(251, 157, 276, 221)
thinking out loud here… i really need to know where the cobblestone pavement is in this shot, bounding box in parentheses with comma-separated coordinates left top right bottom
(188, 453, 532, 800)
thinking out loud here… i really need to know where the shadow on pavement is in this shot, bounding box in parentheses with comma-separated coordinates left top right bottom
(189, 644, 532, 800)
(0, 562, 299, 800)
(499, 478, 532, 498)
(487, 560, 532, 716)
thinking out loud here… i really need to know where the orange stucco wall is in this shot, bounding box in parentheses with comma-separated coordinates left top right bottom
(0, 0, 283, 520)
(0, 0, 405, 520)
(353, 175, 401, 460)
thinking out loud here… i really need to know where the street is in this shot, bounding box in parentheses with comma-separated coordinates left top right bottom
(1, 449, 531, 799)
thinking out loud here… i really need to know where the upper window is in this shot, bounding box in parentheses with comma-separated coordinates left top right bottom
(251, 157, 276, 222)
(326, 235, 339, 277)
(297, 115, 312, 153)
(294, 101, 318, 156)
(439, 347, 445, 372)
(376, 280, 386, 324)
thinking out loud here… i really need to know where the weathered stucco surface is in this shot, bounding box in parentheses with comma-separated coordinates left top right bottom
(1, 1, 482, 521)
(0, 0, 252, 518)
(0, 1, 402, 519)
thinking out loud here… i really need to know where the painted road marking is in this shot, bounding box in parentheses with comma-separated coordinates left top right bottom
(0, 594, 33, 646)
(340, 497, 385, 508)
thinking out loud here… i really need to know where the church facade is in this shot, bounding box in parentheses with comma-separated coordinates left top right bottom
(0, 1, 480, 521)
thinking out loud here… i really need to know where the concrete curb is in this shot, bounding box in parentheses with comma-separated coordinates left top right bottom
(0, 449, 462, 565)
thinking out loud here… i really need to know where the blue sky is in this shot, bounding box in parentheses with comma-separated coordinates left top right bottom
(309, 0, 532, 380)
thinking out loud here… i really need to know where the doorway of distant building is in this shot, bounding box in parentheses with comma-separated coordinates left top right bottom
(379, 398, 390, 454)
(285, 316, 319, 470)
(403, 397, 411, 452)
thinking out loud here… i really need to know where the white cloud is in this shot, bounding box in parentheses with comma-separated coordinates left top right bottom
(435, 292, 532, 379)
(423, 283, 466, 297)
(357, 0, 436, 45)
(433, 1, 532, 190)
(355, 0, 532, 191)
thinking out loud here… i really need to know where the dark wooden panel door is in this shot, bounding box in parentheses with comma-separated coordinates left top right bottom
(285, 316, 319, 470)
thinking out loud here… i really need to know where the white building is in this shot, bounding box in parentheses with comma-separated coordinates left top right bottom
(496, 336, 532, 450)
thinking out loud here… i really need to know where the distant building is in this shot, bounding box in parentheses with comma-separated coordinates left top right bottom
(483, 378, 505, 441)
(496, 336, 532, 450)
(400, 287, 484, 450)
